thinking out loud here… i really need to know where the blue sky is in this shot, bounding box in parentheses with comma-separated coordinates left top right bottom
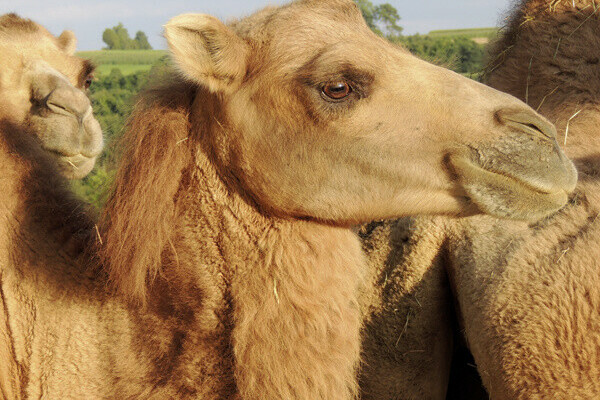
(1, 0, 513, 50)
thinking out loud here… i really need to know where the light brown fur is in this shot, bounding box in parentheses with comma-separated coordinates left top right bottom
(359, 1, 600, 398)
(0, 1, 581, 399)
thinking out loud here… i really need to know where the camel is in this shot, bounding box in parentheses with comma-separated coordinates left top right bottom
(0, 14, 102, 179)
(359, 1, 600, 399)
(0, 1, 578, 398)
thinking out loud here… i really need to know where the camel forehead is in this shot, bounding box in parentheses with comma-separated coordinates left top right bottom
(234, 0, 383, 73)
(0, 14, 57, 50)
(0, 15, 90, 87)
(232, 0, 363, 35)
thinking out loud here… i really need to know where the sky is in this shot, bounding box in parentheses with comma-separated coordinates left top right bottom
(1, 0, 514, 50)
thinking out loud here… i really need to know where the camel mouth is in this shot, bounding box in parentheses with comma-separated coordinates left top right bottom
(449, 155, 574, 221)
(52, 153, 97, 180)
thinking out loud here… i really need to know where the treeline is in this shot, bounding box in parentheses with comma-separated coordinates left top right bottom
(399, 35, 485, 75)
(357, 0, 485, 75)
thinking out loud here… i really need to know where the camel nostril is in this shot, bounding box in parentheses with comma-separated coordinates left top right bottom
(43, 85, 90, 118)
(523, 122, 546, 136)
(496, 110, 557, 140)
(47, 101, 75, 116)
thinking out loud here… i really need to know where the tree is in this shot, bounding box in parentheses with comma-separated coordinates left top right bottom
(102, 23, 153, 50)
(354, 0, 403, 40)
(114, 23, 133, 49)
(102, 28, 120, 50)
(134, 31, 152, 50)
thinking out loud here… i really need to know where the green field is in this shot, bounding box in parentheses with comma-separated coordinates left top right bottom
(428, 27, 498, 39)
(76, 50, 168, 75)
(95, 64, 154, 75)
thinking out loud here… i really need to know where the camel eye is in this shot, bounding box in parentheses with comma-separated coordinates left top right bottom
(322, 81, 352, 100)
(84, 75, 93, 89)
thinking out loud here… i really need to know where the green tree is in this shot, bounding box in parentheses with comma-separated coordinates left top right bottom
(354, 0, 403, 40)
(102, 28, 120, 50)
(114, 23, 134, 49)
(102, 23, 152, 50)
(134, 31, 152, 50)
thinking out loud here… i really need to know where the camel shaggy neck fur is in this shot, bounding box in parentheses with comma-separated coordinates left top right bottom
(0, 1, 581, 399)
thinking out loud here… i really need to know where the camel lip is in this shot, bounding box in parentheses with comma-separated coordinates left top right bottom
(44, 147, 101, 159)
(54, 154, 96, 179)
(452, 156, 573, 197)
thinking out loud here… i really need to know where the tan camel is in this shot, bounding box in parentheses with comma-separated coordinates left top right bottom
(0, 1, 578, 399)
(360, 1, 600, 399)
(0, 14, 102, 179)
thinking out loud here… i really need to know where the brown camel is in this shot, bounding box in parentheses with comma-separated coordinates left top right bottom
(0, 1, 578, 399)
(0, 14, 102, 179)
(360, 1, 600, 399)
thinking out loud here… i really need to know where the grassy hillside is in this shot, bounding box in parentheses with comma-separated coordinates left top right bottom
(428, 27, 498, 39)
(76, 50, 168, 75)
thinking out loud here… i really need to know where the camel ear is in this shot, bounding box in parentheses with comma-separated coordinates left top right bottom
(164, 14, 249, 93)
(57, 30, 77, 55)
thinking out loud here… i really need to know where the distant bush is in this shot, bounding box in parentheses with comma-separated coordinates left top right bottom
(398, 35, 486, 75)
(428, 28, 498, 40)
(71, 68, 150, 207)
(77, 50, 167, 66)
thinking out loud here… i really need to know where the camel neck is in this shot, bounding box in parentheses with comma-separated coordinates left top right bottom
(169, 148, 365, 399)
(0, 122, 94, 266)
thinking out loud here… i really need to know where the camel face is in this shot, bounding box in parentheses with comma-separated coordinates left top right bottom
(166, 0, 576, 223)
(0, 14, 102, 179)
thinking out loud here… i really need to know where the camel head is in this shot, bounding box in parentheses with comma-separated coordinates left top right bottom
(165, 0, 577, 224)
(0, 14, 102, 179)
